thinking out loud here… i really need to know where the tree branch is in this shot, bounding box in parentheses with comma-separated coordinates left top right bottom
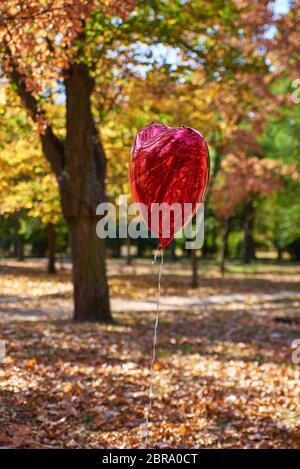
(5, 48, 65, 177)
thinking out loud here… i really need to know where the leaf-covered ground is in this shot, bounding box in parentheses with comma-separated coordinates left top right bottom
(0, 259, 299, 448)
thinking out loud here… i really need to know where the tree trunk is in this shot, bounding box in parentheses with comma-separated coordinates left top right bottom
(243, 201, 255, 263)
(220, 218, 230, 275)
(60, 255, 65, 271)
(191, 249, 198, 288)
(275, 240, 282, 261)
(61, 63, 111, 322)
(169, 240, 176, 262)
(69, 217, 110, 322)
(137, 243, 144, 258)
(277, 247, 283, 261)
(126, 236, 131, 266)
(47, 223, 56, 274)
(16, 234, 24, 262)
(10, 56, 111, 322)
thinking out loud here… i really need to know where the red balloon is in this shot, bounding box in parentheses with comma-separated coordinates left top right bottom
(129, 122, 210, 249)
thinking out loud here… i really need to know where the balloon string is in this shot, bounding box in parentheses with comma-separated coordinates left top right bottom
(144, 249, 164, 447)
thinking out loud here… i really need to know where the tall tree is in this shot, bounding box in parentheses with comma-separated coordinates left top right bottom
(0, 1, 135, 321)
(213, 151, 298, 266)
(0, 0, 282, 320)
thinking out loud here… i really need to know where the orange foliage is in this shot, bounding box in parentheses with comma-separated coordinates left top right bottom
(214, 152, 299, 219)
(0, 1, 135, 92)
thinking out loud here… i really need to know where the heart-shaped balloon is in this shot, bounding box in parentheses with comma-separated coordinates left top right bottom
(129, 122, 210, 249)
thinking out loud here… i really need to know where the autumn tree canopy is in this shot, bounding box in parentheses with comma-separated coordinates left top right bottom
(0, 0, 299, 316)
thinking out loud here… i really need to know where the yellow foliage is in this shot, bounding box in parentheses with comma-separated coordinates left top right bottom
(0, 89, 61, 224)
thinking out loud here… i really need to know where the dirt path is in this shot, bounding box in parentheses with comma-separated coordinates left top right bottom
(1, 288, 300, 320)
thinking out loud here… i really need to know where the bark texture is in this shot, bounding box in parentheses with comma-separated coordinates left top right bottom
(69, 217, 110, 322)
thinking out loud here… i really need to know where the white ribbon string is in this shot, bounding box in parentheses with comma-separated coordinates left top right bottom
(144, 249, 164, 447)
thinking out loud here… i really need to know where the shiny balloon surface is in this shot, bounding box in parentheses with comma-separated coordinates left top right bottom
(130, 123, 210, 249)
